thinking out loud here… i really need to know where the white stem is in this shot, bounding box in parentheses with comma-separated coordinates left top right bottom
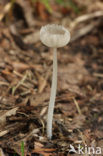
(47, 48, 57, 139)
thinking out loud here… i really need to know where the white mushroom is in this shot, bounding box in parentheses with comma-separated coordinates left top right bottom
(40, 24, 70, 139)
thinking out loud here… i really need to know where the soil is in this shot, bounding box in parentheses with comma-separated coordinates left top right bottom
(0, 0, 103, 155)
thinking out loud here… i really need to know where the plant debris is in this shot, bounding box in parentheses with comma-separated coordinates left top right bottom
(0, 0, 103, 155)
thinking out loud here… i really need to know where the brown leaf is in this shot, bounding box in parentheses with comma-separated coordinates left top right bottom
(0, 107, 18, 124)
(60, 7, 72, 16)
(35, 2, 49, 20)
(32, 142, 56, 156)
(35, 72, 47, 93)
(30, 91, 49, 106)
(58, 62, 88, 96)
(12, 61, 30, 72)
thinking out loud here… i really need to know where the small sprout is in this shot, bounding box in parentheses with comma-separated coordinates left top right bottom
(40, 24, 70, 139)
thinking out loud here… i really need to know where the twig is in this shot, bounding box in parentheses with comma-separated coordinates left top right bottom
(93, 73, 103, 78)
(73, 98, 82, 115)
(71, 20, 101, 42)
(0, 3, 11, 21)
(70, 10, 103, 30)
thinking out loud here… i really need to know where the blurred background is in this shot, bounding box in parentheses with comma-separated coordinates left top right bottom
(0, 0, 103, 155)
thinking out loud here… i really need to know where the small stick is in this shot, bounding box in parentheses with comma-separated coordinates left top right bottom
(73, 97, 82, 115)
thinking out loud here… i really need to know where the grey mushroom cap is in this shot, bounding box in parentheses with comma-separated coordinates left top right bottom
(40, 24, 70, 48)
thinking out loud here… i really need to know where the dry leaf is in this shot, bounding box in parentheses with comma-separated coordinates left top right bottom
(32, 142, 55, 156)
(0, 107, 18, 124)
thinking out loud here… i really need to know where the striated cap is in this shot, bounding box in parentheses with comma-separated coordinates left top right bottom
(40, 24, 70, 48)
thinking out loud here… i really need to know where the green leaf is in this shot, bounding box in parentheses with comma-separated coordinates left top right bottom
(21, 141, 24, 156)
(40, 0, 52, 13)
(69, 0, 79, 14)
(56, 0, 80, 13)
(55, 0, 65, 5)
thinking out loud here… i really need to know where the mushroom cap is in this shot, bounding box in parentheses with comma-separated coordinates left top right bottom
(40, 24, 70, 48)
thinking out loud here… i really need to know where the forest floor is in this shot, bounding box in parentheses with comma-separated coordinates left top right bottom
(0, 0, 103, 155)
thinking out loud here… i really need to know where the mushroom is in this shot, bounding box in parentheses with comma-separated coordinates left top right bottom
(40, 24, 70, 139)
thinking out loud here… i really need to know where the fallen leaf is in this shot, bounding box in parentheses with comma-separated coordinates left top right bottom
(35, 2, 49, 20)
(12, 61, 30, 72)
(35, 71, 47, 93)
(32, 142, 56, 156)
(0, 107, 18, 124)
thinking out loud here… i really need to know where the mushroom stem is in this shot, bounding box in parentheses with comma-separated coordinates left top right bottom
(47, 47, 57, 139)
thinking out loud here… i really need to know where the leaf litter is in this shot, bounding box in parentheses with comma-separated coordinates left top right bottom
(0, 0, 103, 155)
